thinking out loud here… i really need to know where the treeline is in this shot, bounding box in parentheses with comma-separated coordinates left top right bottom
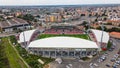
(96, 27, 120, 32)
(0, 38, 10, 68)
(17, 14, 35, 21)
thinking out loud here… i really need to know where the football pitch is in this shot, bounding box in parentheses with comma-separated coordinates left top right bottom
(38, 34, 90, 40)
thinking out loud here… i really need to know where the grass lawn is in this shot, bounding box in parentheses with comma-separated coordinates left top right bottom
(9, 36, 54, 68)
(38, 34, 90, 40)
(2, 38, 28, 68)
(0, 38, 10, 68)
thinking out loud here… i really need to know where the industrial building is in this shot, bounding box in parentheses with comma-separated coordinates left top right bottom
(0, 18, 30, 32)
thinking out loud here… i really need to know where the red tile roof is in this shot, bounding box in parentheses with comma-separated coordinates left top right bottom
(110, 32, 120, 38)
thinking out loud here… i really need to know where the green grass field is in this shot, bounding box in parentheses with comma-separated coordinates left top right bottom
(38, 34, 90, 40)
(2, 38, 28, 68)
(9, 36, 54, 68)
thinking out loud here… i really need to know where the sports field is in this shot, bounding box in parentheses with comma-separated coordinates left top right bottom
(38, 34, 90, 40)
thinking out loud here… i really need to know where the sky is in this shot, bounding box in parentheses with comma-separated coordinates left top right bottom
(0, 0, 120, 5)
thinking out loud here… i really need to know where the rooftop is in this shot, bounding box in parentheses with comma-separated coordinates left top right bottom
(90, 29, 109, 43)
(19, 29, 36, 43)
(28, 37, 99, 49)
(110, 32, 120, 38)
(0, 18, 28, 28)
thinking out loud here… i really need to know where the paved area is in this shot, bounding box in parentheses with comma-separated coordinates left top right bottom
(49, 59, 87, 68)
(90, 38, 120, 68)
(0, 33, 17, 37)
(49, 38, 120, 68)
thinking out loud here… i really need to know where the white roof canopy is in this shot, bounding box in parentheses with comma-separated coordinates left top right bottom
(90, 29, 109, 43)
(19, 29, 36, 43)
(28, 37, 99, 48)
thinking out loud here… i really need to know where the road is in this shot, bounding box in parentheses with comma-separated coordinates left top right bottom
(0, 33, 17, 37)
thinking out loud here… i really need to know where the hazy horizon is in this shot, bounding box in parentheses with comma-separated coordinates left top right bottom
(0, 0, 120, 6)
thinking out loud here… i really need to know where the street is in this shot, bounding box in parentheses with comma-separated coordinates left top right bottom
(0, 33, 17, 37)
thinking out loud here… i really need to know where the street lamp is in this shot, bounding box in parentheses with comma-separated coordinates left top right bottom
(86, 21, 90, 34)
(88, 21, 91, 30)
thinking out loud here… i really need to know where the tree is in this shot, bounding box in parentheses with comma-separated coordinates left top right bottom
(33, 19, 38, 22)
(81, 14, 85, 16)
(36, 15, 40, 18)
(82, 21, 88, 25)
(107, 27, 120, 32)
(105, 23, 112, 25)
(22, 14, 34, 21)
(89, 14, 92, 17)
(103, 26, 107, 31)
(95, 18, 98, 22)
(96, 26, 102, 30)
(95, 13, 98, 17)
(0, 27, 2, 32)
(103, 17, 107, 21)
(119, 24, 120, 27)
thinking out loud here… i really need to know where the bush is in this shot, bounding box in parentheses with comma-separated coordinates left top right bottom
(107, 41, 112, 49)
(9, 36, 17, 44)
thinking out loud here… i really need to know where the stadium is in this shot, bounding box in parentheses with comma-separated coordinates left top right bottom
(18, 25, 109, 58)
(28, 37, 98, 58)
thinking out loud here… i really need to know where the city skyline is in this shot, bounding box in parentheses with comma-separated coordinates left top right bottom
(0, 0, 120, 6)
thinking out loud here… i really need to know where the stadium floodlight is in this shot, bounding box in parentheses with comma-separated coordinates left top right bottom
(88, 21, 91, 30)
(100, 23, 104, 51)
(87, 21, 91, 34)
(23, 24, 26, 47)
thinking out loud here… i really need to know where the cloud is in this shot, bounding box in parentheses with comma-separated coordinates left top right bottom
(0, 0, 120, 5)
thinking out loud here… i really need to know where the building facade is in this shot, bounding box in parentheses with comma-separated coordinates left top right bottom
(28, 48, 98, 58)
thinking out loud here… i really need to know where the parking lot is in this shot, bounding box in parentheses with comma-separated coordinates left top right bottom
(49, 38, 120, 68)
(92, 38, 120, 68)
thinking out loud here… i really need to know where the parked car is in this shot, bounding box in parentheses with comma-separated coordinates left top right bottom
(111, 58, 116, 62)
(106, 63, 111, 67)
(114, 54, 119, 59)
(93, 63, 98, 67)
(112, 66, 117, 68)
(109, 48, 113, 51)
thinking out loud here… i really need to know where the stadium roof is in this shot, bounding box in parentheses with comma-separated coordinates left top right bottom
(19, 29, 36, 43)
(90, 29, 109, 43)
(28, 37, 99, 48)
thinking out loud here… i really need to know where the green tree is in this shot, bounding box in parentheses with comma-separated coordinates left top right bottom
(22, 14, 34, 21)
(81, 14, 85, 16)
(89, 14, 92, 17)
(95, 18, 98, 22)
